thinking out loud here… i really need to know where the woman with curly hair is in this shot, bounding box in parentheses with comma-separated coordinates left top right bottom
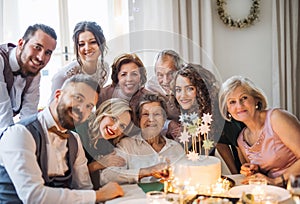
(76, 98, 133, 189)
(174, 64, 219, 117)
(173, 64, 222, 147)
(173, 64, 244, 174)
(50, 21, 109, 101)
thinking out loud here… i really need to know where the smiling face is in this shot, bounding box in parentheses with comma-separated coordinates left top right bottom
(99, 111, 131, 140)
(17, 29, 56, 77)
(226, 86, 257, 122)
(77, 31, 101, 63)
(155, 56, 177, 94)
(56, 82, 98, 130)
(117, 62, 141, 97)
(139, 102, 166, 139)
(175, 75, 197, 111)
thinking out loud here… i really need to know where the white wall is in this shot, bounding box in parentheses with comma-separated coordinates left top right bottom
(212, 0, 273, 105)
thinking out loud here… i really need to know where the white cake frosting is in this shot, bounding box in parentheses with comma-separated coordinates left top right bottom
(173, 156, 221, 187)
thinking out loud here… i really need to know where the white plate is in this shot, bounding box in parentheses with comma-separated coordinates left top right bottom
(228, 185, 291, 202)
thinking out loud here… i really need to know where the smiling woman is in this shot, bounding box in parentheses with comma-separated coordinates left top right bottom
(219, 75, 300, 187)
(50, 21, 110, 103)
(75, 98, 133, 189)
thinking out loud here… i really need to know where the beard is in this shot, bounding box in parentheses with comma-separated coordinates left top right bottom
(56, 101, 83, 130)
(18, 49, 43, 77)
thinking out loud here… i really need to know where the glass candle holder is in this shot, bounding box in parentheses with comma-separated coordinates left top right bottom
(249, 177, 267, 202)
(146, 191, 166, 204)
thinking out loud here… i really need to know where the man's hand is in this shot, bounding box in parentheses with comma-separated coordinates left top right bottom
(95, 182, 124, 202)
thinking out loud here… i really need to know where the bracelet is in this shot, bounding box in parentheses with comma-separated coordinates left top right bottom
(281, 174, 286, 187)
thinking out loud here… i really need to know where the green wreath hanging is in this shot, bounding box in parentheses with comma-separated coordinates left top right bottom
(216, 0, 260, 29)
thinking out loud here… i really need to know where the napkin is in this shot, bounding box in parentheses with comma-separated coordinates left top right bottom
(138, 182, 164, 193)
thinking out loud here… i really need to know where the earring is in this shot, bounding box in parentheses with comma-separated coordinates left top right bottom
(227, 113, 232, 120)
(255, 104, 259, 109)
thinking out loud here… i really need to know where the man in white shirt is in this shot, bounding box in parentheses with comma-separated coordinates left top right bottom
(0, 74, 124, 203)
(0, 24, 57, 134)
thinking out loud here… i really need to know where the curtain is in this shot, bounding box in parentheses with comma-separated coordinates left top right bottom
(128, 0, 216, 78)
(172, 0, 217, 76)
(272, 0, 300, 119)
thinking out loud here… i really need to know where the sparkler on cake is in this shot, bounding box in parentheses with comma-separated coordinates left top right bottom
(178, 112, 214, 161)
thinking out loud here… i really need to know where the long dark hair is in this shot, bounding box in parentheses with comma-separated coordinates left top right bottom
(174, 64, 215, 117)
(173, 64, 223, 139)
(73, 21, 108, 83)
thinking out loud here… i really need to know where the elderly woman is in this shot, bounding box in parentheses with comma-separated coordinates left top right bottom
(219, 75, 300, 186)
(100, 93, 184, 185)
(76, 98, 133, 189)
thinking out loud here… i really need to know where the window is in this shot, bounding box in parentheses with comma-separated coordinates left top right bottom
(1, 0, 129, 107)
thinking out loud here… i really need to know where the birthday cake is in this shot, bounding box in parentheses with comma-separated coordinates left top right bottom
(173, 112, 221, 188)
(173, 156, 221, 187)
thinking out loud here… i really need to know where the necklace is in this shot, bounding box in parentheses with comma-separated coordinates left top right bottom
(216, 0, 260, 29)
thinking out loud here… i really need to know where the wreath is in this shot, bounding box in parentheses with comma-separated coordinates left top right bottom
(216, 0, 260, 29)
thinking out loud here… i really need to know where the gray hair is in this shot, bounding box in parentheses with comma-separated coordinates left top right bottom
(154, 49, 182, 71)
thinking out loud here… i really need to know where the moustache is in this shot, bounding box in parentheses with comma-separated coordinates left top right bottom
(71, 107, 83, 122)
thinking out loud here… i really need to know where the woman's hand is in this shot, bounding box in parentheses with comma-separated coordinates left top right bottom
(240, 163, 260, 176)
(88, 151, 126, 172)
(99, 151, 126, 168)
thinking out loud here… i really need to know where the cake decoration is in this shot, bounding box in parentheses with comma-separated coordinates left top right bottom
(178, 112, 214, 160)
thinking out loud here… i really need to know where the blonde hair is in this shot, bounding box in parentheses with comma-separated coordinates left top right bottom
(88, 98, 132, 147)
(219, 75, 268, 121)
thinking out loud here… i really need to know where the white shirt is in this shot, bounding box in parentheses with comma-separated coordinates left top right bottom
(0, 108, 96, 204)
(50, 60, 109, 102)
(0, 47, 40, 134)
(100, 134, 184, 185)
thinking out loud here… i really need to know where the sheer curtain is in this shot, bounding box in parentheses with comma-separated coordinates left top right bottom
(128, 0, 216, 77)
(172, 0, 215, 73)
(272, 0, 300, 119)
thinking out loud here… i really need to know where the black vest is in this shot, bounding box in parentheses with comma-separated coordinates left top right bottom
(0, 43, 34, 116)
(0, 115, 78, 203)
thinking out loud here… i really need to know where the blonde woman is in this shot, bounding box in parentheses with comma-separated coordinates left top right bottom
(219, 76, 300, 186)
(76, 98, 132, 188)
